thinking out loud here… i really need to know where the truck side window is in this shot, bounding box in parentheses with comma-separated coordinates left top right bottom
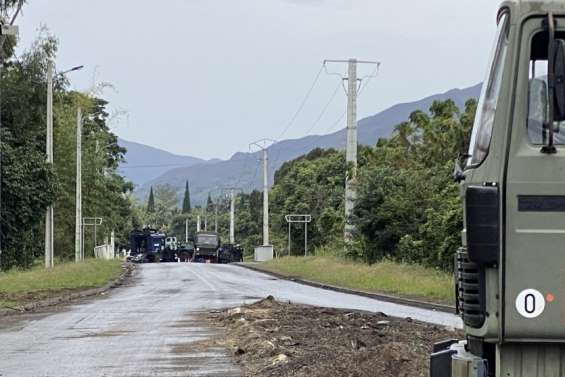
(527, 33, 565, 144)
(467, 13, 509, 167)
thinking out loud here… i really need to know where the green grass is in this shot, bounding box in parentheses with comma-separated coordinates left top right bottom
(0, 259, 123, 308)
(259, 256, 454, 304)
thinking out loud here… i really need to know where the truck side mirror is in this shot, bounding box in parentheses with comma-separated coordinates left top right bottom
(553, 39, 565, 122)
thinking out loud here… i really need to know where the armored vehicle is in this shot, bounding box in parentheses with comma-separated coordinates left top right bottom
(431, 1, 565, 376)
(128, 228, 165, 263)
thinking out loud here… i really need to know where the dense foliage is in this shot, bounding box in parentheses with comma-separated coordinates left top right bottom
(0, 27, 135, 269)
(234, 99, 475, 270)
(352, 100, 475, 269)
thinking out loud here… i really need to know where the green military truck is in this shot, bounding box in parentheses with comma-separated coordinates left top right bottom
(192, 231, 221, 263)
(431, 1, 565, 376)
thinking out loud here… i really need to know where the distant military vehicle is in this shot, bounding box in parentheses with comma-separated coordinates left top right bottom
(193, 231, 221, 263)
(177, 241, 195, 262)
(218, 244, 244, 264)
(160, 236, 178, 262)
(128, 228, 165, 263)
(431, 2, 565, 376)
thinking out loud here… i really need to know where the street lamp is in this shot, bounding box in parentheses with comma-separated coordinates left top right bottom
(45, 62, 84, 268)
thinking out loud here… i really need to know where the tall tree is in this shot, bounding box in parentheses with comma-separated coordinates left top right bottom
(206, 192, 213, 213)
(147, 186, 155, 213)
(182, 180, 191, 213)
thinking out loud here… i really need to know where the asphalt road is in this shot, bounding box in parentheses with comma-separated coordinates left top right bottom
(0, 263, 461, 377)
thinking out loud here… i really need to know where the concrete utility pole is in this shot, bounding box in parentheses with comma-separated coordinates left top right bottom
(324, 59, 379, 244)
(75, 108, 82, 262)
(229, 190, 235, 244)
(262, 149, 269, 245)
(185, 218, 188, 243)
(344, 59, 358, 243)
(197, 215, 201, 232)
(250, 139, 275, 246)
(219, 187, 243, 244)
(214, 202, 218, 233)
(250, 139, 275, 260)
(45, 61, 54, 268)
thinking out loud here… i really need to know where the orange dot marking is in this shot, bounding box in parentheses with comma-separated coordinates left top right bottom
(546, 293, 555, 303)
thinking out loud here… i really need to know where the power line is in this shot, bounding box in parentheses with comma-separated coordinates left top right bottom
(270, 80, 342, 170)
(304, 80, 342, 136)
(277, 64, 324, 140)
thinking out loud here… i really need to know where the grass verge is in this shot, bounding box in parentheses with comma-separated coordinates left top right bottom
(0, 259, 123, 309)
(257, 256, 454, 304)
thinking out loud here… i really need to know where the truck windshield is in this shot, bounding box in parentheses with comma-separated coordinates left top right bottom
(197, 235, 218, 245)
(467, 13, 509, 167)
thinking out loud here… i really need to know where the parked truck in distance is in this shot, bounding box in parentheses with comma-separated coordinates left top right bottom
(128, 228, 165, 263)
(218, 244, 244, 264)
(193, 231, 221, 263)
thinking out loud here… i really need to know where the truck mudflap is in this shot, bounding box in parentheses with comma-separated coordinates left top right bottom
(431, 340, 488, 377)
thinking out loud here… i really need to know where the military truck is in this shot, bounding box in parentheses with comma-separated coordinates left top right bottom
(192, 231, 221, 263)
(431, 2, 565, 376)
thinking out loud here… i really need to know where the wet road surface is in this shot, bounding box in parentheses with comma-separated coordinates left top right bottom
(0, 263, 461, 377)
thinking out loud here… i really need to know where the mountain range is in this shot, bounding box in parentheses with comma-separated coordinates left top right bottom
(120, 83, 482, 205)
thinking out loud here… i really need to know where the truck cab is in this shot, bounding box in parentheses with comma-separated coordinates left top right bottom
(432, 2, 565, 376)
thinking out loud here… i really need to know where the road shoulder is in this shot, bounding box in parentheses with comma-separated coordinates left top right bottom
(0, 261, 135, 317)
(234, 262, 455, 314)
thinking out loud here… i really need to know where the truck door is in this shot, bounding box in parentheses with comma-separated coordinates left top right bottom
(504, 17, 565, 340)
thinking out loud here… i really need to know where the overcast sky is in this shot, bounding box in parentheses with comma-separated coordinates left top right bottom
(16, 0, 501, 160)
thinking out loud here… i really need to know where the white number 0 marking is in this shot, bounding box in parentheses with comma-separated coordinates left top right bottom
(515, 289, 545, 319)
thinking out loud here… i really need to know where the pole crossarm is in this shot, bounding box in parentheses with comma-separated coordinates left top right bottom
(249, 138, 276, 153)
(324, 59, 379, 65)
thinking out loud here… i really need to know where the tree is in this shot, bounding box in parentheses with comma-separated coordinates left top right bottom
(353, 99, 476, 268)
(147, 186, 155, 213)
(182, 180, 191, 213)
(206, 192, 213, 213)
(0, 27, 135, 268)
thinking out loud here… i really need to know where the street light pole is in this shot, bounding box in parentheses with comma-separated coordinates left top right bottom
(44, 63, 84, 268)
(75, 107, 82, 262)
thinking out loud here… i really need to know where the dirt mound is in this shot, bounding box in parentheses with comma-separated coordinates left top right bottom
(209, 298, 461, 377)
